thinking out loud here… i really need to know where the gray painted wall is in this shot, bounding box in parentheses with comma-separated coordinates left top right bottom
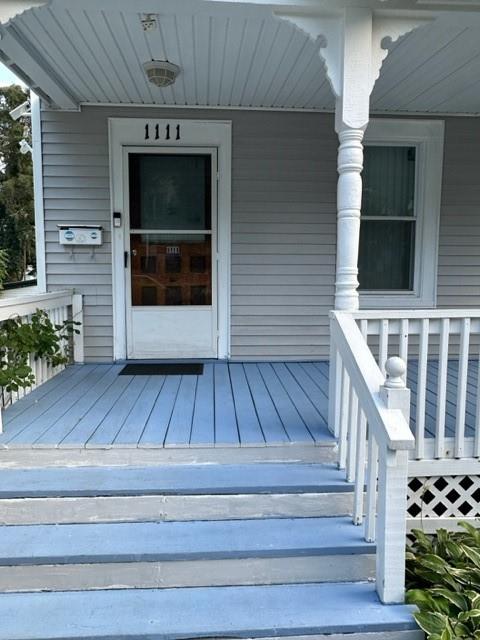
(40, 107, 480, 362)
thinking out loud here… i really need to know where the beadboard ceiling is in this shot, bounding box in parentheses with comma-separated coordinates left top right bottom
(1, 0, 480, 113)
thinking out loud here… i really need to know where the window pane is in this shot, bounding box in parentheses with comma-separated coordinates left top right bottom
(362, 146, 416, 218)
(358, 220, 415, 291)
(130, 233, 212, 306)
(129, 154, 211, 230)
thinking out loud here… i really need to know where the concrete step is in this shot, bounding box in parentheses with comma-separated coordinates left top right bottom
(0, 516, 375, 592)
(0, 582, 419, 639)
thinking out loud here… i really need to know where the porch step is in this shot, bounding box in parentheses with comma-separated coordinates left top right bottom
(0, 461, 418, 638)
(0, 516, 375, 592)
(0, 582, 419, 640)
(0, 463, 355, 525)
(0, 463, 348, 498)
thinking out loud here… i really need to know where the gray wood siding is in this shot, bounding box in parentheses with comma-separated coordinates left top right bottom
(437, 117, 480, 310)
(41, 107, 337, 362)
(41, 107, 479, 362)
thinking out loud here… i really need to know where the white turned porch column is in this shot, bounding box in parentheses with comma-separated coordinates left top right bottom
(331, 7, 373, 311)
(335, 126, 365, 311)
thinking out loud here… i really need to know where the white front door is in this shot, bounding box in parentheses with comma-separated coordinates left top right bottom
(124, 147, 218, 359)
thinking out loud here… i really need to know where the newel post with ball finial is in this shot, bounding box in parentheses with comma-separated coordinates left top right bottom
(376, 356, 412, 604)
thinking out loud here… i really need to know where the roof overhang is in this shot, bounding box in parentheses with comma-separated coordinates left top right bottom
(1, 0, 480, 115)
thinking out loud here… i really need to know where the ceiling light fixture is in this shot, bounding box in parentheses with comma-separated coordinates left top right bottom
(143, 60, 180, 88)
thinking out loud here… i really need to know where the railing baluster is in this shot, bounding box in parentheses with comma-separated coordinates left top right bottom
(455, 317, 470, 458)
(338, 366, 350, 470)
(399, 319, 409, 383)
(347, 387, 358, 483)
(352, 318, 368, 522)
(475, 340, 480, 458)
(329, 347, 342, 438)
(353, 409, 367, 525)
(365, 433, 378, 543)
(379, 319, 389, 375)
(435, 318, 450, 459)
(415, 318, 429, 459)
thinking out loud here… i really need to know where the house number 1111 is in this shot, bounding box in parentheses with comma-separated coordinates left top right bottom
(144, 124, 181, 141)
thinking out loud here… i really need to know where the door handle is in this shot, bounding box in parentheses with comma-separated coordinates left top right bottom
(124, 251, 128, 268)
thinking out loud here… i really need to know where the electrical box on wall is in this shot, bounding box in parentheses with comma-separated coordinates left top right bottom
(58, 225, 103, 246)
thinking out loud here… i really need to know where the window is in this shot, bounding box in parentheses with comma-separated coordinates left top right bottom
(358, 119, 444, 308)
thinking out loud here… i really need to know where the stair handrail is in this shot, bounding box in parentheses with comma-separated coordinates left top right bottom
(330, 310, 415, 604)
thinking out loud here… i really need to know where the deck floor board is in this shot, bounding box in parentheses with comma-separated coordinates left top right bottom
(228, 364, 265, 446)
(189, 364, 215, 446)
(271, 363, 329, 440)
(138, 376, 182, 447)
(243, 364, 290, 444)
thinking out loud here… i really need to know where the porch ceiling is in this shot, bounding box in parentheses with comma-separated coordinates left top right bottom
(1, 0, 480, 114)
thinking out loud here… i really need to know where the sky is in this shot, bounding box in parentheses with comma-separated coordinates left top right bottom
(0, 63, 25, 87)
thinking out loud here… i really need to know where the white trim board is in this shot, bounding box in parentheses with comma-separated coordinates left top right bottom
(70, 103, 480, 118)
(108, 117, 232, 361)
(30, 91, 46, 293)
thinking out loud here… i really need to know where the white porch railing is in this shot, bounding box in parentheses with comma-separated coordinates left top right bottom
(0, 290, 84, 428)
(329, 311, 415, 604)
(350, 310, 480, 462)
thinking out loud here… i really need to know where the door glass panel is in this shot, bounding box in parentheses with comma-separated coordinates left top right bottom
(129, 154, 212, 230)
(129, 152, 213, 307)
(130, 234, 212, 306)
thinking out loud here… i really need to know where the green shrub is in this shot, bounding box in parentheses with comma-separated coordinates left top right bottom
(0, 309, 80, 395)
(406, 523, 480, 639)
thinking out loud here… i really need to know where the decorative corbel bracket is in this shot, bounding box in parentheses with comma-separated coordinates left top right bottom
(371, 16, 432, 90)
(274, 8, 432, 129)
(0, 1, 48, 26)
(272, 12, 343, 98)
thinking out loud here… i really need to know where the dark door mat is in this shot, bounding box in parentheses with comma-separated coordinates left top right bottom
(119, 363, 204, 376)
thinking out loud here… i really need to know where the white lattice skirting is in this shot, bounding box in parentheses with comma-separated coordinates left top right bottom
(407, 475, 480, 532)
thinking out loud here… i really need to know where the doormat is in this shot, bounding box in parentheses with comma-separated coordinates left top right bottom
(119, 363, 204, 376)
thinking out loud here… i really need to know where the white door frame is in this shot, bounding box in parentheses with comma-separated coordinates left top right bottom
(109, 117, 232, 361)
(124, 145, 218, 359)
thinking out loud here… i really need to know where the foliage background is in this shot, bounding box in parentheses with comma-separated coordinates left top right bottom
(0, 85, 34, 284)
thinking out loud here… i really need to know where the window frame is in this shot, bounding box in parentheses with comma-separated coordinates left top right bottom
(359, 118, 444, 309)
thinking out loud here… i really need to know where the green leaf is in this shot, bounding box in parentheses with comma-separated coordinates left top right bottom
(414, 612, 449, 636)
(407, 589, 438, 611)
(430, 588, 469, 611)
(419, 554, 450, 573)
(461, 545, 480, 569)
(471, 594, 480, 610)
(440, 626, 453, 640)
(452, 621, 473, 637)
(445, 541, 464, 563)
(412, 529, 434, 552)
(459, 522, 480, 545)
(458, 609, 480, 621)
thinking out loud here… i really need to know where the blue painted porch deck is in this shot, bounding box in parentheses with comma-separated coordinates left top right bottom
(0, 358, 477, 449)
(0, 362, 332, 449)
